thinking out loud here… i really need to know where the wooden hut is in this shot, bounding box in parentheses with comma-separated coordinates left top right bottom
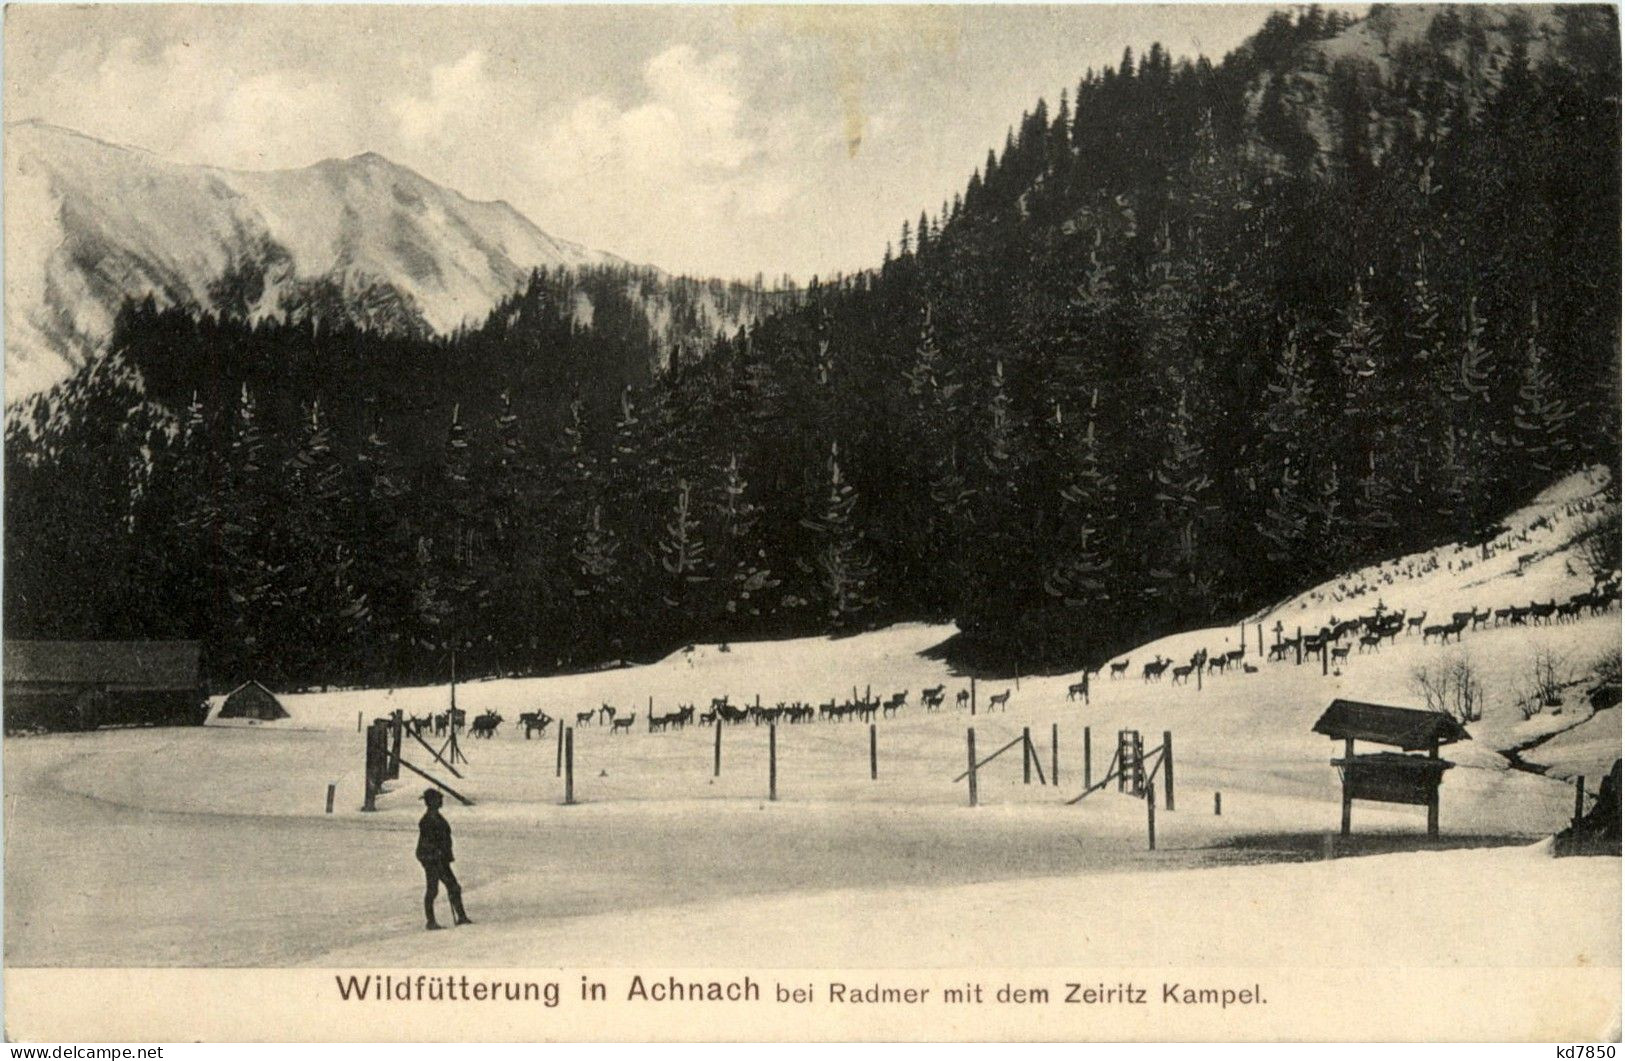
(1311, 698, 1471, 838)
(4, 640, 202, 732)
(218, 680, 288, 721)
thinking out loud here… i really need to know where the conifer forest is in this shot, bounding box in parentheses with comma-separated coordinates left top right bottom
(6, 6, 1620, 689)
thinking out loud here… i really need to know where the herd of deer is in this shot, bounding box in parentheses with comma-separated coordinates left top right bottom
(383, 556, 1618, 741)
(412, 682, 1022, 742)
(1099, 574, 1620, 688)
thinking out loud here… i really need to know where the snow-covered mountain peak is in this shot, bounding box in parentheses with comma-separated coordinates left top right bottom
(3, 122, 630, 401)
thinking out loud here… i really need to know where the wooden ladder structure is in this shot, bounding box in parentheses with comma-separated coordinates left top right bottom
(1068, 728, 1174, 811)
(1117, 729, 1146, 797)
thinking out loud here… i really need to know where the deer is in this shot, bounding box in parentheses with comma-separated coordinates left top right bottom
(575, 709, 595, 726)
(987, 689, 1012, 711)
(519, 711, 552, 739)
(611, 713, 636, 734)
(1330, 646, 1351, 664)
(469, 711, 503, 738)
(1242, 663, 1259, 674)
(598, 703, 617, 726)
(956, 689, 971, 709)
(1067, 680, 1088, 700)
(1359, 632, 1383, 653)
(1142, 657, 1171, 682)
(433, 712, 450, 737)
(1109, 660, 1131, 679)
(922, 688, 946, 711)
(1171, 665, 1193, 686)
(1407, 611, 1428, 634)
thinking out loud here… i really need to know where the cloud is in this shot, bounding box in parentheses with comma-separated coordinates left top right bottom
(36, 37, 362, 169)
(392, 50, 501, 150)
(524, 42, 813, 268)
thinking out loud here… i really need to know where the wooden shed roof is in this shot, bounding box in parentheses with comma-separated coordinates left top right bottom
(4, 640, 200, 689)
(1311, 699, 1471, 751)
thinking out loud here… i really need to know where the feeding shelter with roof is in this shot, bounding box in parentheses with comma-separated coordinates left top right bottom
(1311, 698, 1471, 838)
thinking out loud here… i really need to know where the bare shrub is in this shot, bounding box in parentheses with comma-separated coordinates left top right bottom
(1411, 652, 1484, 724)
(1592, 649, 1621, 687)
(1515, 648, 1580, 720)
(1575, 498, 1621, 582)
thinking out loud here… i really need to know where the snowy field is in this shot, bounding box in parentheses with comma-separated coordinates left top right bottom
(5, 470, 1619, 968)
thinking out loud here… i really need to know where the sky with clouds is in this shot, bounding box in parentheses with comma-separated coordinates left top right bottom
(6, 5, 1295, 282)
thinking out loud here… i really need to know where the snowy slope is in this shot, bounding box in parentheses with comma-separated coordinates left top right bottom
(3, 121, 626, 399)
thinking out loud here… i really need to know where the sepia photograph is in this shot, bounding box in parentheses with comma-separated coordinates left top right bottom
(1, 1, 1620, 1043)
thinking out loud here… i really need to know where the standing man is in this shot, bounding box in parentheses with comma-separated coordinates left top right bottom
(417, 789, 472, 930)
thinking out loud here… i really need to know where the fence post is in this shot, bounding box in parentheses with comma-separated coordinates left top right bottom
(357, 711, 362, 733)
(1240, 622, 1246, 657)
(970, 677, 977, 716)
(1257, 623, 1264, 656)
(1022, 727, 1032, 784)
(1146, 784, 1156, 851)
(564, 727, 575, 806)
(1296, 626, 1303, 665)
(1082, 669, 1089, 704)
(1051, 722, 1059, 788)
(1196, 661, 1202, 691)
(1084, 727, 1092, 791)
(362, 722, 384, 812)
(869, 723, 877, 781)
(325, 782, 336, 815)
(966, 729, 978, 807)
(714, 719, 722, 777)
(1163, 730, 1174, 811)
(1214, 791, 1221, 816)
(556, 718, 564, 777)
(1574, 776, 1586, 825)
(769, 723, 778, 801)
(1322, 637, 1329, 676)
(389, 710, 403, 780)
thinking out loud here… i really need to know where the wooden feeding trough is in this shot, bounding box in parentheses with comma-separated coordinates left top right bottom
(1311, 699, 1471, 838)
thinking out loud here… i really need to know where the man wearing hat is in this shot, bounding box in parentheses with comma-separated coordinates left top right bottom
(417, 788, 472, 930)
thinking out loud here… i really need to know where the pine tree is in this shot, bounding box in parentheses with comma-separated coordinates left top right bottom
(1045, 390, 1115, 606)
(220, 383, 282, 678)
(1149, 392, 1216, 616)
(354, 412, 416, 679)
(801, 442, 875, 627)
(1508, 302, 1577, 485)
(658, 478, 709, 610)
(714, 451, 779, 623)
(281, 400, 368, 682)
